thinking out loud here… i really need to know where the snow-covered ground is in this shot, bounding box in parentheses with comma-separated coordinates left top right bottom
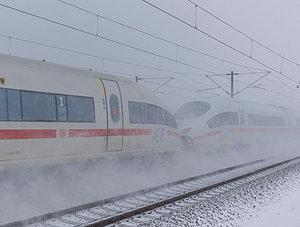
(142, 161, 300, 226)
(244, 175, 300, 226)
(0, 147, 298, 225)
(0, 146, 270, 225)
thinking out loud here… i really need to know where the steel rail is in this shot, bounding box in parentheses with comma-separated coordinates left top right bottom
(6, 156, 300, 227)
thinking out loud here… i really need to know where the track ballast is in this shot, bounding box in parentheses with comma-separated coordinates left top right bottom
(7, 156, 300, 227)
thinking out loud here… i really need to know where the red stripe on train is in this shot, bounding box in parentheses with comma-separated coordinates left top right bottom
(109, 129, 123, 136)
(69, 129, 152, 137)
(0, 128, 154, 140)
(0, 129, 56, 140)
(167, 130, 182, 139)
(124, 129, 152, 136)
(69, 129, 107, 137)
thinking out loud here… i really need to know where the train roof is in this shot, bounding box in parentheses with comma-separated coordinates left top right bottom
(0, 53, 131, 83)
(177, 96, 300, 113)
(0, 54, 172, 113)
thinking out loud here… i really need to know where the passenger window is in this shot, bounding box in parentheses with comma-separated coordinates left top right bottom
(7, 89, 21, 121)
(128, 101, 177, 128)
(207, 112, 239, 128)
(22, 91, 56, 121)
(110, 94, 120, 122)
(67, 96, 95, 122)
(147, 104, 162, 124)
(0, 88, 7, 120)
(248, 113, 285, 127)
(174, 101, 210, 119)
(141, 103, 149, 124)
(56, 95, 67, 121)
(128, 101, 141, 123)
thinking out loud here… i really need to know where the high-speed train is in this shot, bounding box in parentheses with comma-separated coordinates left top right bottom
(175, 97, 300, 151)
(0, 54, 181, 171)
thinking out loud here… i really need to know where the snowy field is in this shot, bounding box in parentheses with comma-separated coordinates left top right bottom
(140, 159, 300, 226)
(0, 145, 298, 225)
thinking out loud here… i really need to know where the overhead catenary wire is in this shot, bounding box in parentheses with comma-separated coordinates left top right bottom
(0, 3, 239, 78)
(187, 0, 300, 67)
(1, 33, 273, 97)
(0, 2, 298, 100)
(1, 2, 270, 95)
(140, 0, 300, 85)
(0, 33, 206, 77)
(234, 72, 270, 96)
(49, 2, 287, 95)
(0, 3, 220, 76)
(54, 0, 266, 73)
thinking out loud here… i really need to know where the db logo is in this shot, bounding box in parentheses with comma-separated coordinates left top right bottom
(112, 108, 117, 114)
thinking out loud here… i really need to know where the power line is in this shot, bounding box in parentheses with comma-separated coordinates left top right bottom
(0, 3, 221, 76)
(53, 1, 286, 96)
(0, 33, 229, 94)
(271, 74, 300, 94)
(187, 0, 300, 67)
(0, 33, 207, 77)
(54, 0, 265, 72)
(142, 80, 198, 92)
(1, 2, 265, 93)
(1, 2, 298, 99)
(0, 1, 277, 97)
(1, 33, 263, 96)
(140, 0, 300, 84)
(56, 0, 98, 16)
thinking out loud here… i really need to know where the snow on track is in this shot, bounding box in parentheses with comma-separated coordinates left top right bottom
(140, 159, 300, 226)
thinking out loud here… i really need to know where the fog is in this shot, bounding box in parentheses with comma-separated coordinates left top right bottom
(1, 0, 300, 105)
(1, 0, 300, 225)
(1, 131, 299, 224)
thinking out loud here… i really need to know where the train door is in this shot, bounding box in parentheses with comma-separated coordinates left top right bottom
(101, 79, 123, 151)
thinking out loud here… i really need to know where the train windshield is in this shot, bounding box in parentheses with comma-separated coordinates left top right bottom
(174, 101, 210, 119)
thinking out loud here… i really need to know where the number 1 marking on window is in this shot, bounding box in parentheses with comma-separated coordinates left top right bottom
(59, 96, 64, 107)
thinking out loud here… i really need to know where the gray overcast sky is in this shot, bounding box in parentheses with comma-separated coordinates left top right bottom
(0, 0, 300, 109)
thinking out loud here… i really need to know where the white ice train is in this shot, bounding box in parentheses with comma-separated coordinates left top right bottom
(0, 54, 181, 171)
(175, 97, 300, 151)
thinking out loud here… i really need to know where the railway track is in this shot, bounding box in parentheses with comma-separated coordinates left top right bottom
(7, 155, 300, 227)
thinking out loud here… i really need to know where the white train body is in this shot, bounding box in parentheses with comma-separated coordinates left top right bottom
(175, 97, 300, 151)
(0, 54, 181, 170)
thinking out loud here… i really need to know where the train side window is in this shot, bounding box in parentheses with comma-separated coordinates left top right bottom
(161, 109, 167, 124)
(0, 88, 7, 120)
(128, 101, 141, 123)
(56, 95, 67, 121)
(21, 91, 56, 121)
(109, 94, 120, 122)
(248, 113, 285, 127)
(207, 112, 239, 129)
(174, 101, 210, 120)
(128, 101, 177, 128)
(67, 96, 95, 122)
(7, 89, 21, 121)
(166, 111, 177, 128)
(139, 103, 148, 124)
(147, 104, 162, 125)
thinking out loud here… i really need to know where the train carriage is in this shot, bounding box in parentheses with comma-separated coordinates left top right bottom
(175, 96, 300, 153)
(0, 54, 181, 171)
